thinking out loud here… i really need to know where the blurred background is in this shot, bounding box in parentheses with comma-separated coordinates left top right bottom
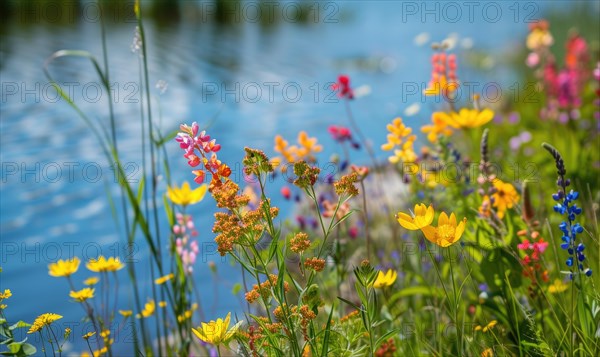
(1, 0, 599, 354)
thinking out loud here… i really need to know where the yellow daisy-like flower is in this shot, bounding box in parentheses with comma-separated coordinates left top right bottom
(84, 276, 100, 286)
(27, 313, 63, 334)
(86, 256, 125, 273)
(373, 269, 398, 288)
(119, 310, 133, 317)
(491, 180, 520, 219)
(481, 347, 494, 357)
(548, 279, 569, 294)
(420, 212, 467, 247)
(436, 108, 494, 129)
(0, 289, 11, 299)
(191, 312, 241, 346)
(167, 182, 208, 206)
(475, 320, 498, 333)
(397, 204, 435, 230)
(421, 112, 453, 143)
(154, 273, 174, 285)
(70, 288, 95, 302)
(136, 300, 155, 319)
(48, 257, 81, 278)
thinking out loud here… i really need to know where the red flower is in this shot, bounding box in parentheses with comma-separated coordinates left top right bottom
(331, 75, 354, 100)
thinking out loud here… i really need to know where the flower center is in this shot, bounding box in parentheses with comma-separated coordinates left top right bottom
(437, 224, 456, 241)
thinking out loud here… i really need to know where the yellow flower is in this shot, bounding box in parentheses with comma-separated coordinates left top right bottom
(84, 276, 99, 286)
(389, 135, 417, 164)
(159, 301, 167, 308)
(167, 182, 208, 206)
(478, 195, 492, 218)
(381, 118, 412, 151)
(0, 289, 11, 299)
(83, 331, 96, 340)
(436, 108, 494, 129)
(154, 273, 174, 285)
(70, 288, 95, 302)
(119, 310, 133, 317)
(475, 320, 497, 333)
(373, 269, 398, 288)
(481, 347, 494, 357)
(397, 204, 435, 230)
(274, 135, 297, 163)
(295, 131, 322, 161)
(93, 346, 108, 357)
(191, 312, 240, 346)
(136, 300, 155, 319)
(48, 257, 80, 277)
(527, 29, 553, 51)
(420, 212, 467, 247)
(548, 279, 569, 294)
(421, 112, 453, 143)
(424, 75, 458, 96)
(27, 313, 63, 334)
(491, 180, 520, 219)
(86, 256, 125, 273)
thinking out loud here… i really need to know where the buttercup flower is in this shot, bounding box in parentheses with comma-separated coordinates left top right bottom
(154, 273, 174, 285)
(192, 312, 241, 346)
(373, 269, 398, 288)
(82, 331, 96, 340)
(436, 108, 494, 129)
(492, 179, 520, 219)
(420, 212, 467, 247)
(475, 320, 497, 333)
(28, 313, 63, 334)
(548, 279, 569, 294)
(397, 203, 435, 230)
(84, 276, 99, 286)
(119, 310, 133, 317)
(86, 256, 125, 273)
(137, 300, 155, 319)
(167, 182, 208, 206)
(70, 288, 95, 302)
(48, 257, 81, 277)
(0, 289, 11, 300)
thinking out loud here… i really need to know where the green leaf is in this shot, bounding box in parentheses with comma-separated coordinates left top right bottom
(375, 329, 400, 350)
(337, 296, 360, 311)
(321, 305, 335, 357)
(232, 283, 242, 296)
(20, 343, 36, 356)
(8, 322, 30, 331)
(480, 248, 523, 292)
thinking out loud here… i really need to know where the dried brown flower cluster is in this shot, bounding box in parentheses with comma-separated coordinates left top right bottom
(334, 172, 359, 197)
(245, 274, 289, 303)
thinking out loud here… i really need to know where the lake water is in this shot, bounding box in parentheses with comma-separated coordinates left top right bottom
(0, 0, 595, 354)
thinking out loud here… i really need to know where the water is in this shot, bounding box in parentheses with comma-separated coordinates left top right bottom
(0, 0, 595, 354)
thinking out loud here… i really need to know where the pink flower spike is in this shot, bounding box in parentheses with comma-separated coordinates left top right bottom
(191, 122, 199, 137)
(192, 170, 205, 184)
(212, 144, 221, 152)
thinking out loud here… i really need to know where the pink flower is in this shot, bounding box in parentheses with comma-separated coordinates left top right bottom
(281, 186, 291, 200)
(332, 75, 354, 100)
(517, 240, 532, 250)
(328, 125, 353, 142)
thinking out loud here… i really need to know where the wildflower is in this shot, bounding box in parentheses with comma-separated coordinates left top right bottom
(340, 310, 360, 323)
(543, 143, 591, 278)
(334, 172, 359, 197)
(86, 256, 125, 272)
(481, 348, 494, 357)
(381, 117, 412, 151)
(420, 212, 467, 247)
(70, 288, 95, 302)
(273, 135, 297, 163)
(119, 310, 133, 317)
(328, 125, 352, 142)
(421, 112, 453, 143)
(27, 313, 63, 334)
(191, 312, 240, 346)
(293, 161, 320, 189)
(84, 276, 99, 286)
(373, 269, 397, 288)
(159, 301, 167, 308)
(475, 320, 497, 333)
(154, 273, 174, 285)
(322, 200, 350, 220)
(0, 289, 11, 299)
(304, 257, 326, 272)
(281, 186, 291, 200)
(491, 179, 520, 219)
(396, 203, 434, 230)
(350, 165, 369, 180)
(82, 331, 96, 340)
(424, 51, 458, 96)
(376, 338, 397, 357)
(48, 257, 80, 277)
(100, 330, 110, 339)
(296, 131, 323, 161)
(548, 279, 569, 294)
(290, 232, 311, 254)
(331, 75, 354, 100)
(137, 300, 155, 319)
(478, 195, 492, 218)
(436, 108, 494, 129)
(167, 181, 208, 206)
(526, 20, 553, 51)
